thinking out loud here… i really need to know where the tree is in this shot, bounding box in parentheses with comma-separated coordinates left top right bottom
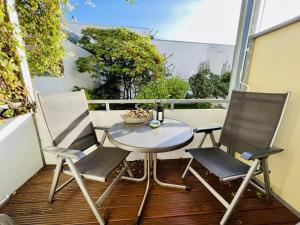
(220, 71, 231, 96)
(188, 62, 212, 99)
(76, 27, 165, 99)
(209, 73, 222, 98)
(189, 62, 231, 99)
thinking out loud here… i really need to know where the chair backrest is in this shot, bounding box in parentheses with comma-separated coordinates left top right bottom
(220, 91, 289, 153)
(37, 90, 98, 150)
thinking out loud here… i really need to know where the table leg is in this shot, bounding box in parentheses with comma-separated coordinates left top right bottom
(136, 153, 151, 225)
(122, 154, 147, 182)
(152, 153, 190, 190)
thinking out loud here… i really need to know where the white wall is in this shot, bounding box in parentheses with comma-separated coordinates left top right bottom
(152, 39, 234, 79)
(36, 109, 226, 164)
(207, 44, 235, 74)
(152, 39, 208, 79)
(0, 114, 44, 200)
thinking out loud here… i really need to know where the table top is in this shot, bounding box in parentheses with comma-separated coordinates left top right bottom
(108, 118, 194, 153)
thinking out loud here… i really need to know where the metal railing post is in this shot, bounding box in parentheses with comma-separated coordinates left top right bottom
(105, 103, 110, 111)
(229, 0, 261, 95)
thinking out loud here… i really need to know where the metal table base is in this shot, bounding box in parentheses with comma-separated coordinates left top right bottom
(122, 153, 190, 225)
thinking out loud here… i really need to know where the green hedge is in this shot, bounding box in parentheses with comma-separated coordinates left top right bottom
(0, 1, 32, 119)
(16, 0, 65, 76)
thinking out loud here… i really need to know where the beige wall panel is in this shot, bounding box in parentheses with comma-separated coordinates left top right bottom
(247, 21, 300, 211)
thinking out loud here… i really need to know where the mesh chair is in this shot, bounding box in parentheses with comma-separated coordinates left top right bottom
(37, 90, 133, 225)
(182, 91, 290, 225)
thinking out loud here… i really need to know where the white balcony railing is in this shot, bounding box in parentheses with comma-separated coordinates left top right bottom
(87, 98, 229, 111)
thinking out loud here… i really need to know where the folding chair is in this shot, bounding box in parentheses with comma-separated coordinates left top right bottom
(182, 91, 290, 225)
(37, 90, 133, 225)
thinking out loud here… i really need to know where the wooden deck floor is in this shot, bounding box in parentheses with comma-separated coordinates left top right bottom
(1, 159, 299, 225)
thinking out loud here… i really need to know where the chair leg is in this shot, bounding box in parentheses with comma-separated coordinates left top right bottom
(96, 166, 127, 207)
(220, 159, 261, 225)
(48, 157, 63, 203)
(261, 158, 273, 202)
(182, 132, 208, 179)
(66, 159, 105, 225)
(182, 158, 193, 179)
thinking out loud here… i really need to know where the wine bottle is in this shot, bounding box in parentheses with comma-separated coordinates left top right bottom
(156, 101, 164, 123)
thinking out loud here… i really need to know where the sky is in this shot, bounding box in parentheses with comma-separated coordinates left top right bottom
(256, 0, 300, 33)
(66, 0, 242, 45)
(66, 0, 300, 45)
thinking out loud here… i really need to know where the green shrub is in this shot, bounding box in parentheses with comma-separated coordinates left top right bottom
(196, 102, 213, 109)
(136, 76, 189, 109)
(189, 62, 231, 99)
(137, 77, 189, 99)
(0, 2, 32, 120)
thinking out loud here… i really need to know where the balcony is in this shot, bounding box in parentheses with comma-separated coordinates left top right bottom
(1, 1, 300, 225)
(1, 97, 300, 224)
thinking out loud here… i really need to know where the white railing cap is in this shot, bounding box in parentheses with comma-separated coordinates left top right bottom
(87, 98, 228, 104)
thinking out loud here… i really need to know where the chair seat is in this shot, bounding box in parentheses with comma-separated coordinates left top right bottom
(64, 147, 129, 182)
(187, 147, 251, 180)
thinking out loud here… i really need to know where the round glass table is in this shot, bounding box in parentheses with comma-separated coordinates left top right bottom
(108, 118, 194, 224)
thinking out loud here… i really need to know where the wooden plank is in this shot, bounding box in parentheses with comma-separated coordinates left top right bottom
(0, 159, 298, 225)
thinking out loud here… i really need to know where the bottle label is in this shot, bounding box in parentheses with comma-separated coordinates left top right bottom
(158, 112, 163, 120)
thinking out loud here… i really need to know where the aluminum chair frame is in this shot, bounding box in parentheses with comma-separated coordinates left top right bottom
(182, 91, 290, 225)
(36, 90, 133, 225)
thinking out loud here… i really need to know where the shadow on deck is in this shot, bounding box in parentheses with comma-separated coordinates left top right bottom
(0, 159, 299, 225)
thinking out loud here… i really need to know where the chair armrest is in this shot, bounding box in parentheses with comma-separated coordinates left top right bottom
(241, 146, 284, 160)
(194, 125, 222, 134)
(94, 126, 110, 131)
(43, 147, 86, 160)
